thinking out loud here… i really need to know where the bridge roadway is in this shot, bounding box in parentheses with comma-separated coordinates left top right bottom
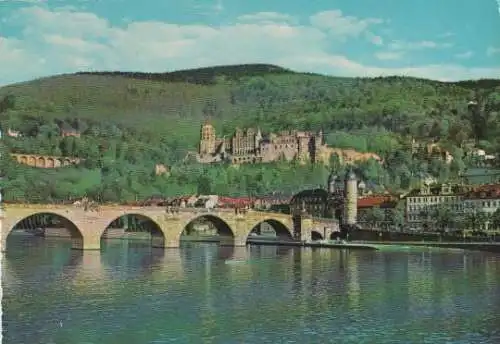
(1, 204, 339, 251)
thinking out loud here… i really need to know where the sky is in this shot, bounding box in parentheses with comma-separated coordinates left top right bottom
(0, 0, 499, 86)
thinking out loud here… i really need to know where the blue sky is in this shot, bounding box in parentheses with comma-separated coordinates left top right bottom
(0, 0, 499, 85)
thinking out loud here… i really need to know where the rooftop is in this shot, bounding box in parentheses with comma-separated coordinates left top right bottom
(464, 184, 500, 200)
(357, 195, 398, 208)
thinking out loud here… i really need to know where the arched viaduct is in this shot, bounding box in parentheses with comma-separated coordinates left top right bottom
(1, 204, 339, 251)
(10, 154, 81, 168)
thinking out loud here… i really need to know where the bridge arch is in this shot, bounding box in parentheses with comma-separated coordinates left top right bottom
(27, 156, 36, 166)
(37, 156, 46, 167)
(46, 157, 55, 168)
(311, 230, 323, 241)
(101, 213, 166, 246)
(3, 210, 83, 251)
(247, 218, 293, 241)
(180, 213, 235, 245)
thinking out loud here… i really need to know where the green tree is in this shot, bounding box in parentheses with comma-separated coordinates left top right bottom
(388, 202, 406, 231)
(490, 208, 500, 231)
(366, 207, 386, 230)
(430, 205, 456, 232)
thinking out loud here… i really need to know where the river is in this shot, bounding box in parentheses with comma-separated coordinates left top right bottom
(2, 234, 500, 344)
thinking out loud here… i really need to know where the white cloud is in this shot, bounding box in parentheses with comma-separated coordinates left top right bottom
(369, 34, 383, 46)
(375, 51, 403, 60)
(388, 40, 452, 51)
(487, 46, 500, 56)
(455, 51, 474, 59)
(0, 6, 499, 86)
(237, 12, 295, 25)
(437, 32, 454, 38)
(0, 0, 45, 2)
(190, 0, 224, 16)
(309, 10, 383, 39)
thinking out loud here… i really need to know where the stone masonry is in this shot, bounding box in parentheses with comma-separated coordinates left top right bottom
(1, 204, 336, 251)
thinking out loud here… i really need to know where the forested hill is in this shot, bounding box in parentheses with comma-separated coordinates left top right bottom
(0, 64, 500, 203)
(76, 64, 296, 85)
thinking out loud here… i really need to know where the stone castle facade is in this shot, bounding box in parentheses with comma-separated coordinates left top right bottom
(197, 122, 326, 164)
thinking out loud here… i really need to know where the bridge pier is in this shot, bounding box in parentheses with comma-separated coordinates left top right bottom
(0, 236, 6, 253)
(3, 205, 297, 252)
(220, 235, 247, 247)
(72, 231, 101, 250)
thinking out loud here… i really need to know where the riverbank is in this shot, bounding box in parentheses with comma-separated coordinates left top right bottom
(12, 230, 500, 253)
(249, 238, 500, 253)
(357, 241, 500, 253)
(247, 238, 379, 250)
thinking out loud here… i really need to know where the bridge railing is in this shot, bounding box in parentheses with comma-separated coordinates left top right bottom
(4, 204, 290, 218)
(311, 216, 338, 223)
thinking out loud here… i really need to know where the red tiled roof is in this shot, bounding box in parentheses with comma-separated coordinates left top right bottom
(357, 195, 397, 208)
(218, 197, 253, 206)
(464, 184, 500, 199)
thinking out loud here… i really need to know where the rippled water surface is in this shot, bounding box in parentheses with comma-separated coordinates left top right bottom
(2, 235, 500, 344)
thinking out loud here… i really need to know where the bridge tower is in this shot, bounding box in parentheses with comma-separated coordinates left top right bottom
(343, 169, 358, 226)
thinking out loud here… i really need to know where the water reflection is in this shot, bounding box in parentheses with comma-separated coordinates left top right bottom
(2, 237, 500, 344)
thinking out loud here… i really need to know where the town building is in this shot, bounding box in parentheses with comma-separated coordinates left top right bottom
(289, 170, 359, 226)
(462, 184, 500, 231)
(253, 194, 291, 212)
(357, 195, 399, 230)
(404, 182, 468, 230)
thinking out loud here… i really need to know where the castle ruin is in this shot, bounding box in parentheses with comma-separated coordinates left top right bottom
(197, 122, 326, 165)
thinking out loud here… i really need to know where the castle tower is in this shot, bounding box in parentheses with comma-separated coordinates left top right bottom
(199, 122, 216, 155)
(297, 136, 310, 162)
(343, 170, 358, 226)
(255, 128, 262, 153)
(310, 129, 323, 163)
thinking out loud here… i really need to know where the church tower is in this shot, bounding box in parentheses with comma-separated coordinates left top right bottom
(199, 122, 216, 155)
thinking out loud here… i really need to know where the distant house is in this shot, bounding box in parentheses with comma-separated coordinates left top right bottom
(60, 128, 81, 138)
(470, 149, 496, 164)
(411, 139, 453, 164)
(325, 148, 383, 165)
(254, 195, 291, 210)
(154, 164, 170, 176)
(461, 168, 500, 185)
(7, 128, 21, 138)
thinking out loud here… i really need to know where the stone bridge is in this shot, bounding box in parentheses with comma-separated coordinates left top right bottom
(1, 204, 339, 251)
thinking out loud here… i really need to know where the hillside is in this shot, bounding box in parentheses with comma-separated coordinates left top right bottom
(2, 64, 498, 145)
(1, 64, 499, 203)
(76, 64, 296, 85)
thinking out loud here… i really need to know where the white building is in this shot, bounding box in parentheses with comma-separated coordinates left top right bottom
(462, 184, 500, 231)
(405, 182, 465, 230)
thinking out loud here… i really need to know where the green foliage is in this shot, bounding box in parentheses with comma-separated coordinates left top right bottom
(1, 64, 500, 203)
